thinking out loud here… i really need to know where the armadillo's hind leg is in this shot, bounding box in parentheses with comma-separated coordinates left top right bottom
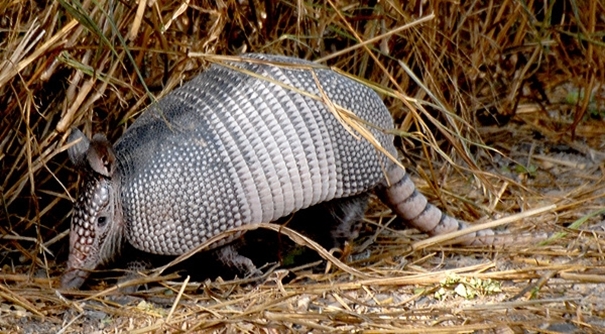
(323, 193, 370, 249)
(284, 193, 370, 251)
(376, 165, 496, 246)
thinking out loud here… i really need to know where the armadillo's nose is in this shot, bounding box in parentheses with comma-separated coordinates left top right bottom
(61, 250, 91, 289)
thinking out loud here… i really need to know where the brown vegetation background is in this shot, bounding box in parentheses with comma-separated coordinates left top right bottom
(1, 0, 604, 332)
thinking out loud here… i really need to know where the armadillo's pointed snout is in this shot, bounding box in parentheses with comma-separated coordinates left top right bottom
(60, 249, 93, 289)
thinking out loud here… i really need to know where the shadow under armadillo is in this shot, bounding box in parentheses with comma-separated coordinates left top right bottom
(81, 193, 370, 291)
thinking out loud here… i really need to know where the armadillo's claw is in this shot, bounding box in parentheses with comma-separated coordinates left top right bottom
(60, 266, 90, 290)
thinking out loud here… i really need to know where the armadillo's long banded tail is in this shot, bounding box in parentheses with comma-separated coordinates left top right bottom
(378, 165, 499, 246)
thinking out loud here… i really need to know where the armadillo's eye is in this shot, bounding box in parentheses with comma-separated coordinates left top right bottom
(97, 216, 107, 227)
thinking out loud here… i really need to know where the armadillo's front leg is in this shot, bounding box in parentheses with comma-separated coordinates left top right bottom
(377, 165, 497, 246)
(215, 244, 262, 276)
(116, 259, 152, 294)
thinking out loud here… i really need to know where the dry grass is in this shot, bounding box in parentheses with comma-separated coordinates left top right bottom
(1, 0, 605, 332)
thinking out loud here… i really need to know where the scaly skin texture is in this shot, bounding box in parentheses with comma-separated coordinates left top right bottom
(61, 131, 125, 289)
(62, 54, 498, 289)
(62, 54, 394, 289)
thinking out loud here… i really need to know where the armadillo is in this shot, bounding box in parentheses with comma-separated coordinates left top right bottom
(61, 54, 496, 289)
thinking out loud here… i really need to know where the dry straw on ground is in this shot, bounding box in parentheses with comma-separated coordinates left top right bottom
(1, 0, 605, 332)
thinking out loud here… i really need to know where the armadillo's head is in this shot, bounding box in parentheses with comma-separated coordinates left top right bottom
(61, 128, 124, 289)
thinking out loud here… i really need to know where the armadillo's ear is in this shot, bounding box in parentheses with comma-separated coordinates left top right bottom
(67, 128, 91, 167)
(67, 128, 116, 177)
(86, 134, 116, 177)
